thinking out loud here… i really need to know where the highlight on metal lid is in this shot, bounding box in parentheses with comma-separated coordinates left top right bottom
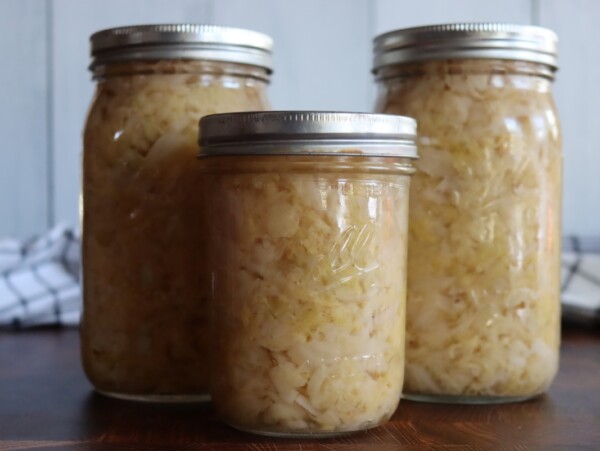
(373, 23, 558, 72)
(90, 24, 273, 71)
(199, 111, 418, 158)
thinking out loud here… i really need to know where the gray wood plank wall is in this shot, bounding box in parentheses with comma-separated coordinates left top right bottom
(0, 0, 48, 237)
(1, 0, 598, 238)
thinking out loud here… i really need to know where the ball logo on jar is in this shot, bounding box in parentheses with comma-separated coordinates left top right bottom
(319, 223, 379, 293)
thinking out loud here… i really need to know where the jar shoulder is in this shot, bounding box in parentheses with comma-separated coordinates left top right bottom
(375, 77, 561, 150)
(83, 74, 270, 157)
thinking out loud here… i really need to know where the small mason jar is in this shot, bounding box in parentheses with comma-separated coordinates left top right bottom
(373, 24, 562, 403)
(199, 112, 417, 436)
(81, 24, 272, 402)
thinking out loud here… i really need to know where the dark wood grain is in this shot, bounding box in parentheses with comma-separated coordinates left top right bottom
(1, 325, 599, 450)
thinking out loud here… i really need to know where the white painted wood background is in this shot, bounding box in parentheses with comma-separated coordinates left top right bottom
(1, 0, 598, 238)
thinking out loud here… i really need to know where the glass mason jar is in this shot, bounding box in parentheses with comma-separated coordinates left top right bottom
(199, 112, 417, 436)
(81, 25, 272, 402)
(373, 24, 562, 403)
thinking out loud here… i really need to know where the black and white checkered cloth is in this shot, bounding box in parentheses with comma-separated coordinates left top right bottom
(0, 225, 80, 329)
(0, 226, 599, 328)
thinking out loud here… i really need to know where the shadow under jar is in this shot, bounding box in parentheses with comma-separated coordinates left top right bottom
(373, 23, 562, 403)
(199, 112, 417, 436)
(81, 24, 272, 402)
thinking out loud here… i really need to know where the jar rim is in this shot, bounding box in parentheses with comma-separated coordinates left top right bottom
(89, 24, 273, 72)
(198, 111, 418, 159)
(373, 23, 558, 73)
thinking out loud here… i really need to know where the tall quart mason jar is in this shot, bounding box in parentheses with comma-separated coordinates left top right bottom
(373, 24, 562, 403)
(81, 24, 272, 402)
(200, 112, 417, 436)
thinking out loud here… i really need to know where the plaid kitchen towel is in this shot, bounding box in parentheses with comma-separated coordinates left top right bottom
(0, 224, 80, 328)
(561, 237, 600, 326)
(0, 226, 599, 328)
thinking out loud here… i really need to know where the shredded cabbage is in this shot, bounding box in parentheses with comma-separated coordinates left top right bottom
(81, 60, 269, 397)
(376, 60, 562, 398)
(208, 159, 410, 433)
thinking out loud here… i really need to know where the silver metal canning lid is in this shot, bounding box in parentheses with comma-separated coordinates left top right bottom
(199, 111, 418, 158)
(373, 23, 558, 71)
(90, 24, 273, 71)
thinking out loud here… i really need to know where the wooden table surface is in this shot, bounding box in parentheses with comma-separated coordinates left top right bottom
(0, 326, 599, 450)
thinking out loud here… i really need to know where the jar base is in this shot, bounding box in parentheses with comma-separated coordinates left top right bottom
(226, 422, 376, 438)
(96, 389, 210, 403)
(403, 393, 538, 404)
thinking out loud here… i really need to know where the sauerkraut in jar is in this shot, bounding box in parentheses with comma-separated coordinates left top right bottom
(373, 24, 562, 403)
(81, 25, 272, 401)
(199, 112, 417, 436)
